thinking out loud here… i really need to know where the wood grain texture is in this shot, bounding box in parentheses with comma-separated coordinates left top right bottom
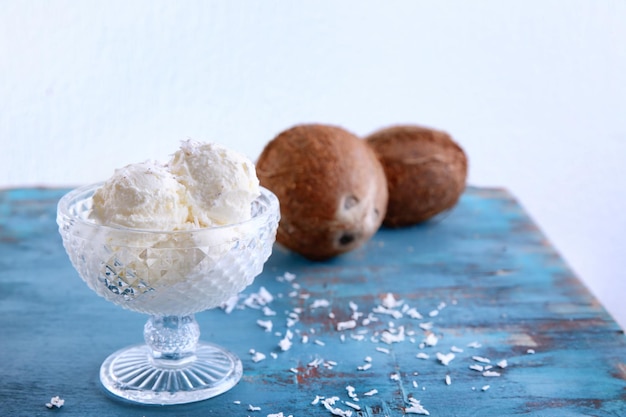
(1, 187, 624, 416)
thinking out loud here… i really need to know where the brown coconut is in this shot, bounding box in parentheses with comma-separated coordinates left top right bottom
(256, 124, 388, 261)
(365, 125, 467, 227)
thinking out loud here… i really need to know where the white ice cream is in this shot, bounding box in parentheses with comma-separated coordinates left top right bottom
(83, 140, 266, 315)
(91, 161, 188, 230)
(169, 139, 260, 227)
(90, 140, 260, 230)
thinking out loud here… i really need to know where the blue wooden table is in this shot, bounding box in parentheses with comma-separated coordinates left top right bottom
(1, 187, 625, 416)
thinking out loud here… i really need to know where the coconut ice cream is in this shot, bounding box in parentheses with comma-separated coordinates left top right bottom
(77, 140, 270, 315)
(168, 139, 260, 227)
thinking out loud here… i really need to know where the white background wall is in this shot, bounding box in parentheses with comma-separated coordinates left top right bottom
(1, 1, 625, 328)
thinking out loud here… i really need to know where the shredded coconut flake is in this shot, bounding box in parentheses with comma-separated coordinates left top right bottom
(469, 364, 484, 372)
(406, 307, 423, 319)
(337, 320, 357, 331)
(311, 299, 330, 309)
(445, 374, 452, 385)
(382, 293, 403, 309)
(372, 305, 403, 319)
(45, 396, 64, 409)
(405, 398, 430, 415)
(472, 356, 491, 364)
(497, 359, 508, 368)
(321, 396, 353, 417)
(279, 330, 293, 351)
(345, 401, 361, 411)
(357, 363, 372, 371)
(424, 333, 438, 346)
(483, 370, 501, 377)
(467, 341, 482, 348)
(363, 389, 378, 396)
(221, 295, 239, 314)
(376, 347, 390, 354)
(419, 322, 434, 331)
(311, 395, 324, 405)
(381, 326, 405, 344)
(257, 319, 273, 332)
(251, 351, 266, 362)
(248, 404, 261, 411)
(451, 346, 464, 353)
(416, 352, 430, 360)
(436, 352, 456, 366)
(482, 385, 491, 391)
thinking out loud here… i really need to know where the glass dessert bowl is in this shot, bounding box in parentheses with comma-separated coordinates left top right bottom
(57, 183, 280, 405)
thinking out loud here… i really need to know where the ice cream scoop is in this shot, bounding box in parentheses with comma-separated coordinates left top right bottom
(90, 160, 188, 231)
(169, 139, 261, 227)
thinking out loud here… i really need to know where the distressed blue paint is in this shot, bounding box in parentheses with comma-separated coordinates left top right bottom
(0, 187, 624, 416)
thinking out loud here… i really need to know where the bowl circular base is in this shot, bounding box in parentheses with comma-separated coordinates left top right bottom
(100, 342, 242, 405)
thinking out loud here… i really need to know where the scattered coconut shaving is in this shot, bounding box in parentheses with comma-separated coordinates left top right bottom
(311, 299, 331, 309)
(279, 330, 293, 351)
(381, 326, 405, 344)
(345, 401, 361, 411)
(257, 319, 273, 332)
(363, 389, 378, 396)
(45, 396, 64, 409)
(372, 305, 403, 319)
(436, 352, 456, 366)
(337, 320, 357, 331)
(424, 333, 438, 346)
(233, 273, 533, 413)
(469, 364, 484, 372)
(405, 398, 430, 415)
(251, 351, 266, 363)
(357, 363, 372, 371)
(382, 293, 403, 309)
(321, 396, 353, 417)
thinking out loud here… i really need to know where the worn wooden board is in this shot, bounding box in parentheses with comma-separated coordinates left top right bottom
(1, 186, 625, 416)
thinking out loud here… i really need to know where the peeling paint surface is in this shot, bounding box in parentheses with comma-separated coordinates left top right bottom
(1, 186, 625, 416)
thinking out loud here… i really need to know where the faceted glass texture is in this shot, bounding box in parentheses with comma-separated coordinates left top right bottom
(57, 183, 280, 316)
